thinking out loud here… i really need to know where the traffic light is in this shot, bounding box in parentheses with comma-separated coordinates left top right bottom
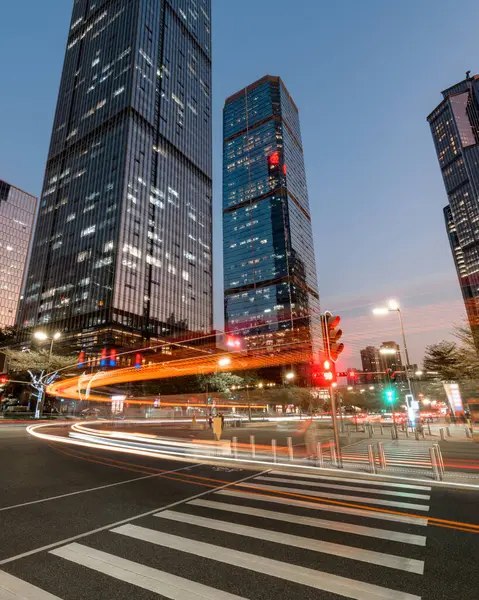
(135, 353, 142, 369)
(312, 357, 337, 387)
(385, 388, 396, 404)
(100, 348, 107, 367)
(78, 351, 85, 368)
(321, 312, 344, 362)
(109, 349, 117, 368)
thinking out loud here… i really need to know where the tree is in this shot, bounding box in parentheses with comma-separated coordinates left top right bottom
(3, 349, 73, 375)
(452, 323, 479, 378)
(423, 341, 462, 381)
(197, 372, 244, 394)
(0, 326, 17, 346)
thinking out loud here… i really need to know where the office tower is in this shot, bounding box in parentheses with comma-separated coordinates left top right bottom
(360, 346, 382, 383)
(222, 75, 320, 364)
(0, 180, 37, 329)
(18, 0, 213, 349)
(428, 73, 479, 350)
(379, 341, 403, 373)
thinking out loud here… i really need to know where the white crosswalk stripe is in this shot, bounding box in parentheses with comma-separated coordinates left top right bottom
(0, 469, 431, 600)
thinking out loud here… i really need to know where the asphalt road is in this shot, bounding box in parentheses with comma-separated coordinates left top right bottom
(0, 425, 477, 600)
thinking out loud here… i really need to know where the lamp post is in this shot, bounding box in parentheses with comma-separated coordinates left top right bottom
(34, 330, 61, 363)
(373, 300, 414, 399)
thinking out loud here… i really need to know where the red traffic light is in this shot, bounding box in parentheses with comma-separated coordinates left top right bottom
(322, 313, 344, 362)
(312, 356, 337, 387)
(0, 375, 7, 385)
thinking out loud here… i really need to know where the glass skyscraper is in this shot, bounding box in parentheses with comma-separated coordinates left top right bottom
(428, 73, 479, 350)
(223, 75, 320, 360)
(18, 0, 212, 349)
(0, 180, 37, 329)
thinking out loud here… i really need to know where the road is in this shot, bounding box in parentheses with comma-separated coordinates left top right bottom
(0, 424, 477, 599)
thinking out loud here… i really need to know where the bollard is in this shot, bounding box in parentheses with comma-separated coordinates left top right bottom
(250, 435, 256, 458)
(232, 436, 238, 459)
(380, 424, 384, 435)
(377, 441, 386, 469)
(368, 424, 373, 438)
(440, 428, 445, 441)
(422, 428, 426, 440)
(347, 425, 351, 439)
(405, 425, 409, 438)
(287, 436, 294, 461)
(271, 439, 277, 463)
(414, 428, 419, 441)
(331, 444, 338, 468)
(391, 427, 395, 439)
(427, 423, 432, 436)
(446, 426, 452, 438)
(368, 444, 376, 474)
(316, 442, 324, 468)
(465, 426, 472, 439)
(434, 443, 445, 476)
(429, 447, 441, 481)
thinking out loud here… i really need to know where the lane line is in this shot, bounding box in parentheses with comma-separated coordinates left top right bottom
(0, 570, 63, 599)
(188, 499, 427, 545)
(113, 524, 421, 600)
(0, 461, 199, 512)
(256, 476, 430, 500)
(51, 543, 247, 600)
(215, 489, 428, 526)
(0, 469, 269, 566)
(268, 471, 431, 491)
(240, 483, 430, 511)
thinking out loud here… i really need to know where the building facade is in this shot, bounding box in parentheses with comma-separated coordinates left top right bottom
(222, 75, 320, 362)
(18, 0, 213, 349)
(379, 341, 403, 373)
(0, 180, 37, 329)
(427, 73, 479, 350)
(359, 346, 382, 383)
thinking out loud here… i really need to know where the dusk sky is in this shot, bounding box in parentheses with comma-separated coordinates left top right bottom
(1, 0, 476, 368)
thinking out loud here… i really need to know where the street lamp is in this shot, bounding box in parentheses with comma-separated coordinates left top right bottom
(34, 330, 61, 361)
(285, 371, 295, 381)
(372, 299, 414, 399)
(218, 357, 231, 368)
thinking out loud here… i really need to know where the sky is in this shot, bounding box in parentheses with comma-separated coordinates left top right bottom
(0, 0, 476, 368)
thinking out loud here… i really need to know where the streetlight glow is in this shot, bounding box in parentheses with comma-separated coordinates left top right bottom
(285, 371, 295, 380)
(372, 307, 389, 316)
(388, 299, 399, 311)
(380, 348, 397, 355)
(53, 332, 62, 340)
(34, 331, 48, 341)
(218, 357, 231, 367)
(347, 386, 353, 391)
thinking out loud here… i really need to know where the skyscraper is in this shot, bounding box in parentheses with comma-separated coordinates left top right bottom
(379, 341, 403, 373)
(18, 0, 213, 349)
(222, 75, 320, 361)
(0, 180, 37, 329)
(360, 346, 382, 383)
(427, 73, 479, 350)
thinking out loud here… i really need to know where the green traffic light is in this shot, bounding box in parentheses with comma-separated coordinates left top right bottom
(385, 389, 395, 403)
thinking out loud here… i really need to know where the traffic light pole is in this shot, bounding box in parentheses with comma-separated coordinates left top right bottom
(330, 385, 343, 468)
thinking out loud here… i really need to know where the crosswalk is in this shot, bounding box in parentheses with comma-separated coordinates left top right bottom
(341, 440, 434, 473)
(0, 469, 431, 600)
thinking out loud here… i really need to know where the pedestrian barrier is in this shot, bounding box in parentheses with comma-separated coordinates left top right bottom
(231, 436, 238, 459)
(250, 435, 256, 458)
(287, 436, 293, 461)
(331, 443, 338, 468)
(377, 441, 387, 469)
(367, 444, 376, 474)
(433, 443, 445, 477)
(271, 438, 277, 463)
(446, 426, 452, 437)
(316, 441, 324, 468)
(380, 424, 384, 435)
(429, 447, 441, 481)
(440, 428, 445, 441)
(465, 426, 472, 439)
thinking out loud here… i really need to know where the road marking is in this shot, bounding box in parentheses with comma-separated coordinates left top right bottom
(156, 510, 424, 574)
(240, 483, 430, 511)
(0, 468, 269, 566)
(0, 461, 198, 513)
(188, 499, 427, 546)
(113, 524, 421, 600)
(51, 543, 247, 600)
(215, 489, 428, 525)
(0, 570, 62, 599)
(256, 476, 431, 500)
(268, 470, 431, 491)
